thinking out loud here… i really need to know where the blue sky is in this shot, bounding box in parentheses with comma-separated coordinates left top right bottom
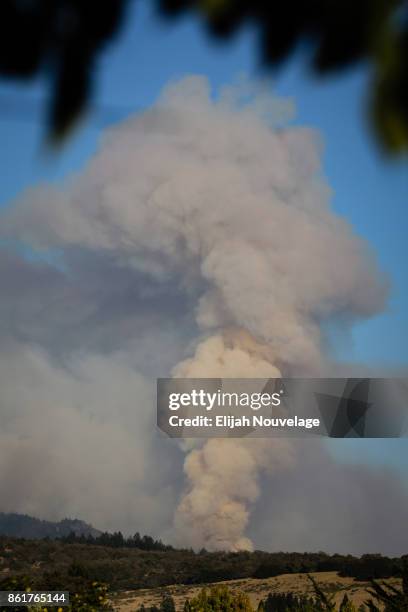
(1, 1, 406, 366)
(0, 1, 407, 471)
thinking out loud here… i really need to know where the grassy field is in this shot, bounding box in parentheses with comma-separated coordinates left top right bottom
(111, 571, 402, 611)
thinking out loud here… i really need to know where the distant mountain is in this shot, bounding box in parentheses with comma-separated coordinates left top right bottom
(0, 512, 101, 540)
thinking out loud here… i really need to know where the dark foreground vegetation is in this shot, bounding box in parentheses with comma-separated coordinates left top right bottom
(2, 576, 404, 612)
(137, 571, 408, 612)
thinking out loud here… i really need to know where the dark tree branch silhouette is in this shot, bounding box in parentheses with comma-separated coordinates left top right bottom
(1, 0, 407, 153)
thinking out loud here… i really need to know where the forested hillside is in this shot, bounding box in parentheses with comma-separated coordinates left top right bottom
(0, 536, 405, 593)
(0, 513, 100, 540)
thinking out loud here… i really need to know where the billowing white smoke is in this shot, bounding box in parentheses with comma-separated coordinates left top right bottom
(173, 437, 296, 551)
(1, 76, 388, 550)
(173, 333, 290, 550)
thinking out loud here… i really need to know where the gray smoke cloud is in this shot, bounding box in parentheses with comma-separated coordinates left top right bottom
(249, 440, 408, 557)
(0, 75, 406, 553)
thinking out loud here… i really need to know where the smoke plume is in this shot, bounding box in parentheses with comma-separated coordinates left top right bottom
(1, 76, 402, 553)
